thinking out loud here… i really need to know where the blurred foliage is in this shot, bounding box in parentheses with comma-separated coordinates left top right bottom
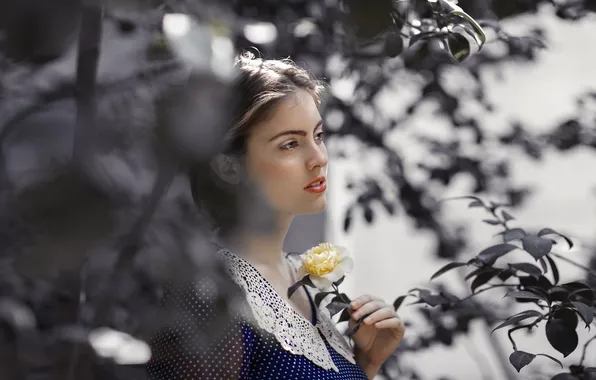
(0, 0, 595, 379)
(389, 197, 596, 380)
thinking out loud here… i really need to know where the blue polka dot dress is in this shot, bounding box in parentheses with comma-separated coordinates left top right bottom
(146, 249, 369, 380)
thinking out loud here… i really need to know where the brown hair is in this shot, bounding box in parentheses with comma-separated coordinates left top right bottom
(190, 52, 326, 233)
(224, 51, 326, 155)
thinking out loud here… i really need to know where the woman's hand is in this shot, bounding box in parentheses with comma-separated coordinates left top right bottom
(348, 295, 405, 375)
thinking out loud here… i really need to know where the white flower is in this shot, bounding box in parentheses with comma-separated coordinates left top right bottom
(297, 243, 354, 290)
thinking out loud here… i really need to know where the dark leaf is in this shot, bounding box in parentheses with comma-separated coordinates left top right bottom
(393, 295, 407, 311)
(344, 208, 353, 232)
(326, 300, 350, 317)
(498, 270, 514, 281)
(490, 201, 511, 210)
(502, 210, 515, 221)
(430, 262, 467, 280)
(471, 271, 495, 292)
(553, 308, 578, 330)
(363, 205, 374, 223)
(504, 290, 543, 301)
(314, 291, 334, 308)
(538, 257, 548, 274)
(468, 200, 484, 208)
(417, 294, 450, 307)
(525, 286, 550, 300)
(439, 291, 460, 302)
(546, 255, 560, 285)
(535, 354, 563, 368)
(334, 276, 345, 287)
(509, 350, 535, 372)
(465, 267, 490, 280)
(546, 319, 579, 357)
(522, 235, 553, 260)
(551, 373, 577, 380)
(492, 310, 543, 334)
(477, 243, 519, 265)
(518, 275, 553, 290)
(570, 301, 593, 327)
(549, 287, 570, 302)
(569, 288, 594, 301)
(288, 275, 311, 298)
(435, 324, 454, 345)
(563, 281, 593, 291)
(338, 307, 351, 323)
(302, 276, 315, 288)
(483, 219, 501, 226)
(501, 228, 527, 242)
(564, 282, 594, 302)
(288, 282, 303, 299)
(509, 263, 542, 278)
(538, 228, 574, 249)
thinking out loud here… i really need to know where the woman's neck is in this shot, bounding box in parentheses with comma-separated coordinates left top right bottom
(219, 214, 294, 269)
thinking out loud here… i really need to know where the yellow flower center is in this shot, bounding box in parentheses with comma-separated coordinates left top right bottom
(302, 243, 340, 277)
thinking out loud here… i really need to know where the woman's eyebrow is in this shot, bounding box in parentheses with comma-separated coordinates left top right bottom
(268, 120, 324, 142)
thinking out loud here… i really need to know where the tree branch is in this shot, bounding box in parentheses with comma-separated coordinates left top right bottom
(549, 252, 596, 280)
(486, 204, 596, 280)
(68, 3, 104, 380)
(73, 3, 104, 160)
(579, 335, 596, 366)
(0, 60, 181, 145)
(458, 283, 516, 304)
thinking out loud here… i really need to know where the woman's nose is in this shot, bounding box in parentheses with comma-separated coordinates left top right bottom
(306, 144, 328, 171)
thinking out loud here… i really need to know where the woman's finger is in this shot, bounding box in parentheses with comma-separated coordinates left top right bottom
(351, 295, 383, 309)
(363, 307, 395, 325)
(351, 300, 385, 319)
(375, 317, 406, 332)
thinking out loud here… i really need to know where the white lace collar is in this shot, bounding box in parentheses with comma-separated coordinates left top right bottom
(217, 248, 356, 372)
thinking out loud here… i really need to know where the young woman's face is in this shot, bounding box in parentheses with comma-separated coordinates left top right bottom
(243, 88, 328, 216)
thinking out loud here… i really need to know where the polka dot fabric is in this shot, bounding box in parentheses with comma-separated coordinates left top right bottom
(146, 252, 368, 380)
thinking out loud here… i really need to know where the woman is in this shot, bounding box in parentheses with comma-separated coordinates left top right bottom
(146, 52, 405, 379)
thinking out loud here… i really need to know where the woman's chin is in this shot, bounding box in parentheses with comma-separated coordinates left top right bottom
(297, 197, 327, 215)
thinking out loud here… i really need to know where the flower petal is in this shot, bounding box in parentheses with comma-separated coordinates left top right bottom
(339, 256, 354, 274)
(321, 269, 344, 283)
(336, 245, 350, 259)
(310, 275, 333, 290)
(296, 265, 307, 280)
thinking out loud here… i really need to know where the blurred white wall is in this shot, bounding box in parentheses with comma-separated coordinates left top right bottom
(326, 6, 596, 380)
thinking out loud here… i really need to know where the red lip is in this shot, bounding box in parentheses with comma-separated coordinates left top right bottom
(304, 176, 326, 193)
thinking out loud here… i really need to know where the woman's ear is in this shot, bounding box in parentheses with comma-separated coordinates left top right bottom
(210, 154, 243, 185)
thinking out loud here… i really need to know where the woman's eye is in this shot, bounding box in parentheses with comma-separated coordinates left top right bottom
(281, 141, 298, 150)
(315, 131, 325, 141)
